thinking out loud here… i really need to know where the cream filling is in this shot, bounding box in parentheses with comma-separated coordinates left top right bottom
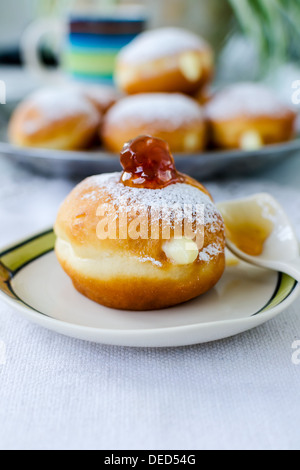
(184, 132, 202, 151)
(240, 131, 263, 150)
(179, 52, 203, 82)
(163, 238, 199, 265)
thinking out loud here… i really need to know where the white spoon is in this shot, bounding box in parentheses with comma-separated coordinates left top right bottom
(218, 193, 300, 282)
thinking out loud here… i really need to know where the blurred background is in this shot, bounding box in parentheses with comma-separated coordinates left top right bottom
(1, 0, 299, 106)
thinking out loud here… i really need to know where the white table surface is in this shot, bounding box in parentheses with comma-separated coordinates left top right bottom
(0, 147, 300, 450)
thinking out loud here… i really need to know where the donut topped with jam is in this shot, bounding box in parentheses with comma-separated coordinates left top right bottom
(55, 134, 226, 311)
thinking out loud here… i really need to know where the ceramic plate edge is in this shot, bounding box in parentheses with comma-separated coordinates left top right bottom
(0, 229, 299, 346)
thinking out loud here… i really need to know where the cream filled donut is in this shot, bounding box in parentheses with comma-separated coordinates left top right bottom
(102, 93, 206, 153)
(9, 88, 102, 151)
(55, 135, 225, 311)
(115, 27, 214, 95)
(205, 83, 297, 150)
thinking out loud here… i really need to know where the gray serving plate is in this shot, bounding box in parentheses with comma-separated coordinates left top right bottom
(0, 109, 299, 179)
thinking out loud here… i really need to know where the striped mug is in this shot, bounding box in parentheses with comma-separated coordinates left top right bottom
(22, 7, 147, 85)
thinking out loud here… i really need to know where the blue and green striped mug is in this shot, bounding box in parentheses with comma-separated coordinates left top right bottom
(22, 8, 147, 85)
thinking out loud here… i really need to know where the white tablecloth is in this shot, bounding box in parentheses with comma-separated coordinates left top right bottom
(0, 156, 300, 451)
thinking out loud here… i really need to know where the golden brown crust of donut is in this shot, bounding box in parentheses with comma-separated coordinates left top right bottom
(55, 174, 226, 311)
(205, 83, 297, 149)
(116, 49, 213, 96)
(58, 250, 225, 311)
(55, 174, 221, 254)
(9, 93, 102, 151)
(101, 94, 207, 154)
(207, 114, 296, 150)
(102, 124, 207, 154)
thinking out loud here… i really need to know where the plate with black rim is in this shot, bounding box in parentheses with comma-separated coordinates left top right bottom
(0, 111, 300, 179)
(0, 229, 298, 347)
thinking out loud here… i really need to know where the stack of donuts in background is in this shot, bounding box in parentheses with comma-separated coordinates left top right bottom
(9, 27, 297, 153)
(103, 28, 212, 153)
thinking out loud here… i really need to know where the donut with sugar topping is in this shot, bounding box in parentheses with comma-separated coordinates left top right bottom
(102, 93, 207, 153)
(55, 136, 225, 311)
(115, 27, 214, 95)
(205, 83, 297, 151)
(9, 88, 102, 151)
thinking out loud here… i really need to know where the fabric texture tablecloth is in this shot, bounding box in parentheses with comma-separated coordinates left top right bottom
(0, 156, 300, 451)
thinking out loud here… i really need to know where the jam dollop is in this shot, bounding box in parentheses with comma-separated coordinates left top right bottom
(120, 135, 185, 189)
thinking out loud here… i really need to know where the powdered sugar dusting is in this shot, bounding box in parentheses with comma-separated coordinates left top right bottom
(81, 190, 98, 202)
(80, 172, 222, 232)
(199, 243, 222, 262)
(118, 27, 209, 65)
(206, 83, 293, 121)
(23, 88, 100, 135)
(105, 93, 204, 131)
(139, 256, 163, 268)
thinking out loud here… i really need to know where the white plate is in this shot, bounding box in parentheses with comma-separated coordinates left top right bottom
(0, 230, 298, 347)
